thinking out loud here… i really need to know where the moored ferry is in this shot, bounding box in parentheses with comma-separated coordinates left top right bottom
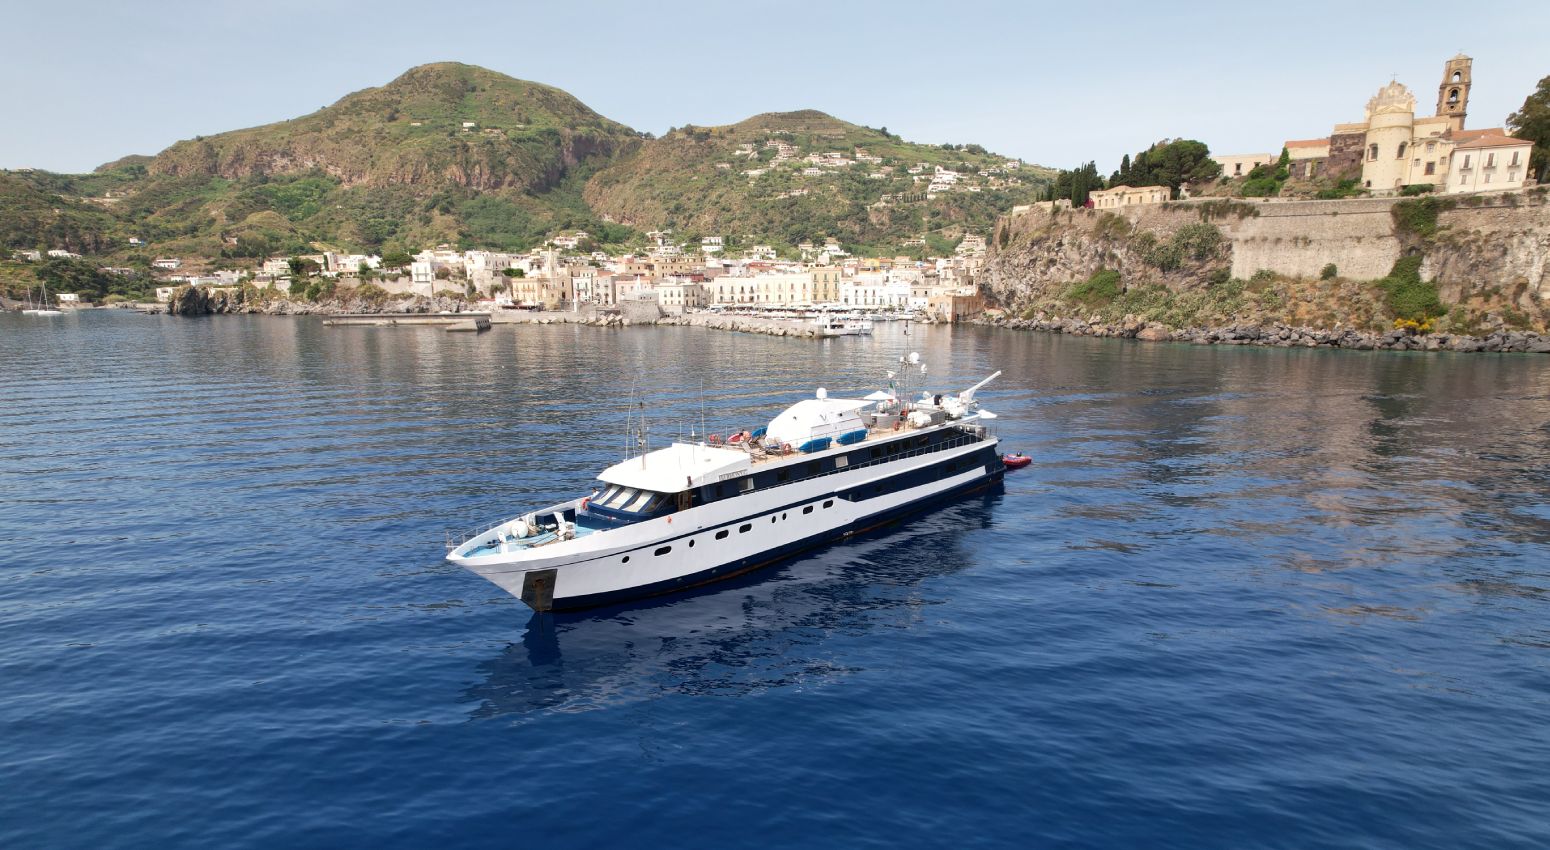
(447, 359, 1005, 612)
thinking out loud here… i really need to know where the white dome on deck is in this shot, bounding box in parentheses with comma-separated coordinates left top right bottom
(765, 398, 870, 447)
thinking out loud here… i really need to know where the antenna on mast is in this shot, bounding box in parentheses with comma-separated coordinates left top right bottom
(639, 400, 648, 469)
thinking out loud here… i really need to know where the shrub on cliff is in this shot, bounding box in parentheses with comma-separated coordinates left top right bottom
(1139, 222, 1222, 271)
(1241, 176, 1280, 198)
(1391, 196, 1456, 239)
(353, 283, 389, 306)
(1173, 222, 1223, 260)
(1320, 263, 1338, 280)
(1093, 213, 1132, 240)
(1196, 200, 1259, 221)
(1066, 269, 1122, 305)
(1377, 256, 1445, 324)
(1315, 179, 1364, 200)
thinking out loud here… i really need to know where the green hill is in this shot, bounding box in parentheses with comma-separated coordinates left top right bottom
(147, 62, 636, 192)
(2, 63, 644, 270)
(2, 65, 1052, 289)
(584, 110, 1053, 255)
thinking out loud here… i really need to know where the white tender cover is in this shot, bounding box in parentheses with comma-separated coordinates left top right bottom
(765, 397, 870, 447)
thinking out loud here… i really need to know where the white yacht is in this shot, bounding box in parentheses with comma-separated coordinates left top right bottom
(447, 359, 1005, 612)
(812, 313, 873, 336)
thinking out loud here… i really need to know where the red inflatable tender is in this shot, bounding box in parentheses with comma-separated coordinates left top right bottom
(1002, 453, 1032, 470)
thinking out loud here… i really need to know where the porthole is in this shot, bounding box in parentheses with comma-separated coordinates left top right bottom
(823, 500, 834, 508)
(689, 539, 696, 548)
(739, 523, 752, 533)
(782, 512, 787, 520)
(622, 555, 630, 563)
(771, 516, 777, 524)
(802, 505, 814, 515)
(716, 529, 730, 540)
(655, 546, 671, 556)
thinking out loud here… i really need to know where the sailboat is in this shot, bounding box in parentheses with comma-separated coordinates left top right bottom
(21, 282, 63, 316)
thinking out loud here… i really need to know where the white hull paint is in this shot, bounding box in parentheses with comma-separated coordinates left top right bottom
(455, 434, 997, 610)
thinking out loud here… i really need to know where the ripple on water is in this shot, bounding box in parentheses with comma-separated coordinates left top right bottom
(1, 313, 1548, 849)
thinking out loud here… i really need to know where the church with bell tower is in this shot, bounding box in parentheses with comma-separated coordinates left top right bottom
(1271, 53, 1534, 196)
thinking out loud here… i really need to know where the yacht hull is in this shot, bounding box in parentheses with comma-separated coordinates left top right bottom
(457, 440, 1002, 612)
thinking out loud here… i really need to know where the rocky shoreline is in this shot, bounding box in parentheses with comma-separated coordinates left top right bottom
(977, 313, 1550, 354)
(154, 286, 475, 316)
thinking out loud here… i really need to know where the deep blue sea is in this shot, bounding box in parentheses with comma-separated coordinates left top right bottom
(3, 311, 1549, 848)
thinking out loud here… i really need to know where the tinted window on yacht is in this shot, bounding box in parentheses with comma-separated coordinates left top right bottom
(654, 546, 671, 556)
(802, 505, 814, 515)
(739, 523, 752, 533)
(834, 456, 848, 469)
(715, 529, 729, 540)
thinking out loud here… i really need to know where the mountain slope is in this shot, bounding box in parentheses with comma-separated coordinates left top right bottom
(584, 110, 1053, 253)
(4, 68, 1053, 267)
(2, 64, 647, 259)
(0, 172, 122, 255)
(150, 62, 639, 193)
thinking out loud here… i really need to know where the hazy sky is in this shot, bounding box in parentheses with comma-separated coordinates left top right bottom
(2, 0, 1544, 174)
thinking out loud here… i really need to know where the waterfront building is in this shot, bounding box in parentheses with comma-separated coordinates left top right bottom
(657, 280, 707, 312)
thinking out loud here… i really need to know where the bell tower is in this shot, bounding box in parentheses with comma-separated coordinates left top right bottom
(1436, 54, 1471, 132)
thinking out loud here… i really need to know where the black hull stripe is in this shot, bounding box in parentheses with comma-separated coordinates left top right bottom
(538, 466, 1005, 613)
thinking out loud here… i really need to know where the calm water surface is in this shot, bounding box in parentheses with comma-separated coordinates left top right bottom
(2, 311, 1548, 848)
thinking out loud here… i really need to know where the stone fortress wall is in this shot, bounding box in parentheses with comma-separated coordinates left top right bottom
(991, 190, 1550, 305)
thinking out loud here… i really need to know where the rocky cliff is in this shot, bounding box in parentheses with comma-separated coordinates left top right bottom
(986, 190, 1550, 335)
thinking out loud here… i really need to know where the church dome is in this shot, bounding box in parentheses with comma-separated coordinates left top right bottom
(1365, 81, 1416, 118)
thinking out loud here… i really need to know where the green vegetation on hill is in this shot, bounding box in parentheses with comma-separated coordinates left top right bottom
(1507, 74, 1550, 187)
(582, 110, 1053, 254)
(1, 65, 1054, 275)
(0, 173, 123, 255)
(1108, 139, 1221, 195)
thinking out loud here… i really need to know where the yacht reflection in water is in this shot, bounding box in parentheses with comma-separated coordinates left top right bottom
(462, 491, 1001, 720)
